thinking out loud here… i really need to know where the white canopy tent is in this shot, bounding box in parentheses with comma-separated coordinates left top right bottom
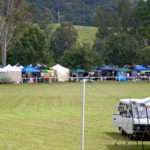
(0, 65, 22, 83)
(51, 64, 70, 82)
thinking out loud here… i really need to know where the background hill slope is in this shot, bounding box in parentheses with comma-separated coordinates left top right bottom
(50, 24, 98, 45)
(29, 0, 119, 25)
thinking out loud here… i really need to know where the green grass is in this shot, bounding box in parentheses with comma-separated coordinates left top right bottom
(0, 82, 150, 150)
(49, 24, 97, 46)
(74, 25, 97, 45)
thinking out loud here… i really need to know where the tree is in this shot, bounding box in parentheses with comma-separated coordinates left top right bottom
(135, 0, 150, 42)
(94, 7, 116, 64)
(95, 7, 118, 38)
(0, 0, 31, 66)
(94, 1, 142, 66)
(50, 22, 78, 62)
(31, 6, 52, 29)
(118, 0, 133, 31)
(104, 33, 139, 66)
(61, 44, 98, 70)
(95, 0, 137, 36)
(28, 0, 120, 25)
(10, 24, 53, 65)
(137, 46, 150, 64)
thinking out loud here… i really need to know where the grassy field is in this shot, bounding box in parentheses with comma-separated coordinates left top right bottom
(0, 82, 150, 150)
(49, 24, 97, 45)
(74, 25, 97, 45)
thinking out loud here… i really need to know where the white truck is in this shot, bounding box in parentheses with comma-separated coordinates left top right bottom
(112, 97, 150, 138)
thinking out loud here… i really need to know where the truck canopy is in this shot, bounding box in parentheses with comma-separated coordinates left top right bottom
(120, 97, 150, 106)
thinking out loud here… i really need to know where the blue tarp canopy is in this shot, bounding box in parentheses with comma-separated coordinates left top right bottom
(96, 65, 118, 72)
(22, 66, 40, 73)
(133, 65, 150, 71)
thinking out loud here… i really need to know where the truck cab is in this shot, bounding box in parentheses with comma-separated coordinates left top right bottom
(112, 97, 150, 137)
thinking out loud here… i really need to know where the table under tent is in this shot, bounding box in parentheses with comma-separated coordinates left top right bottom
(95, 65, 118, 80)
(22, 65, 41, 83)
(133, 65, 150, 80)
(70, 68, 86, 81)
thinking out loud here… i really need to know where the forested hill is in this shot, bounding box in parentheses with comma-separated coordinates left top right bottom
(28, 0, 120, 25)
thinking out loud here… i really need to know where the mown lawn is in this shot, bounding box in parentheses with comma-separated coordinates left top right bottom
(0, 82, 150, 150)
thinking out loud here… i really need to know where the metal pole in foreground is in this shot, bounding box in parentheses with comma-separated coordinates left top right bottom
(81, 79, 86, 150)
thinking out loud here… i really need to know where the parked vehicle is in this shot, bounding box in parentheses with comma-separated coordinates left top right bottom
(112, 97, 150, 138)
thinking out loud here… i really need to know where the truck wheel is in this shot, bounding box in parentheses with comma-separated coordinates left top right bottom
(128, 134, 134, 140)
(118, 127, 126, 136)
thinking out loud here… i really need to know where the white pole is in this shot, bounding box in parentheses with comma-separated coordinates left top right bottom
(81, 79, 86, 150)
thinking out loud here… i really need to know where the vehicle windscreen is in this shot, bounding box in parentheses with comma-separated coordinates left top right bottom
(132, 104, 150, 119)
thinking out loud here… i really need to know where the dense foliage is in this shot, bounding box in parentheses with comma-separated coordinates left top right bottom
(0, 0, 150, 69)
(50, 22, 78, 62)
(0, 0, 31, 65)
(61, 44, 97, 70)
(135, 0, 150, 41)
(94, 0, 149, 66)
(9, 24, 53, 65)
(28, 0, 119, 25)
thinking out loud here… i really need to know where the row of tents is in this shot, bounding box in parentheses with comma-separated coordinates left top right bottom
(95, 65, 150, 81)
(96, 65, 150, 72)
(0, 64, 70, 83)
(1, 64, 150, 83)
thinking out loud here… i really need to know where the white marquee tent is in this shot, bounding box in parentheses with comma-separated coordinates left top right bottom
(51, 64, 70, 82)
(0, 65, 22, 83)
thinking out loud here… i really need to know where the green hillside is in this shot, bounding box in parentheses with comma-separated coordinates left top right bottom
(50, 24, 98, 46)
(75, 25, 97, 45)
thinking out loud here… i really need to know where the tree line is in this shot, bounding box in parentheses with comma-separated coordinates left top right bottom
(28, 0, 119, 25)
(0, 0, 150, 70)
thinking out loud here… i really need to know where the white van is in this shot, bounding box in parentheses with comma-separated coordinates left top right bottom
(112, 97, 150, 138)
